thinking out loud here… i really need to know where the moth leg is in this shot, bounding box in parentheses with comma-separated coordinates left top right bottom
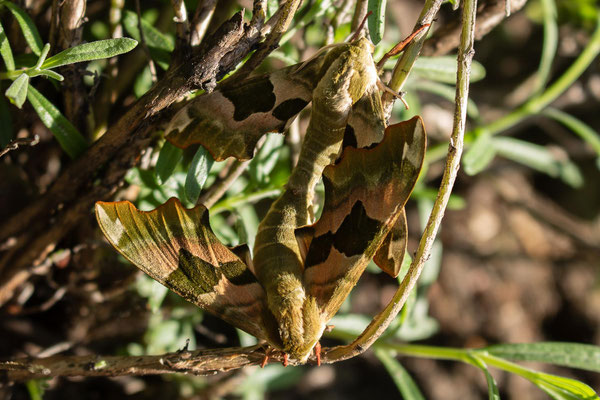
(260, 346, 275, 368)
(283, 353, 289, 367)
(314, 342, 322, 366)
(376, 79, 409, 109)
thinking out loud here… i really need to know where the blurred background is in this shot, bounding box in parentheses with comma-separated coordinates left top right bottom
(0, 0, 599, 398)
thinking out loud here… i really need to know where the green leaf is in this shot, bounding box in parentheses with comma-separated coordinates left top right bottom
(3, 1, 43, 56)
(5, 72, 29, 108)
(135, 275, 169, 313)
(155, 141, 183, 184)
(413, 80, 480, 119)
(493, 137, 584, 188)
(25, 379, 46, 400)
(485, 342, 600, 373)
(122, 10, 173, 70)
(412, 56, 486, 84)
(543, 108, 600, 163)
(532, 371, 598, 400)
(0, 21, 15, 71)
(185, 146, 214, 203)
(249, 133, 284, 184)
(41, 38, 138, 69)
(28, 68, 64, 81)
(26, 85, 87, 158)
(367, 0, 387, 44)
(463, 132, 496, 175)
(375, 349, 425, 400)
(0, 94, 13, 147)
(467, 355, 501, 400)
(533, 0, 559, 95)
(133, 65, 154, 97)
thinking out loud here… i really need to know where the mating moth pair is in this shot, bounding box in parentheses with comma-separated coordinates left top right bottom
(96, 32, 426, 364)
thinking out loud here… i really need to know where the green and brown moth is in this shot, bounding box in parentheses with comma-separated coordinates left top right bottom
(96, 33, 426, 365)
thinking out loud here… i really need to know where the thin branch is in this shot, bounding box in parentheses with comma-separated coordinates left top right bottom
(190, 0, 218, 46)
(422, 0, 527, 57)
(381, 0, 443, 115)
(198, 160, 252, 208)
(322, 0, 478, 364)
(171, 0, 190, 45)
(228, 0, 302, 83)
(0, 136, 39, 158)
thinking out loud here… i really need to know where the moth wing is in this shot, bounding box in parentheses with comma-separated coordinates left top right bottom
(373, 209, 408, 278)
(302, 116, 426, 321)
(165, 54, 328, 161)
(95, 198, 280, 345)
(343, 85, 386, 149)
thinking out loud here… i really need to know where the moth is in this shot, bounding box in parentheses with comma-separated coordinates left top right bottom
(96, 35, 426, 364)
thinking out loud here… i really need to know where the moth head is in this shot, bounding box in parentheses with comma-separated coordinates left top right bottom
(351, 36, 375, 55)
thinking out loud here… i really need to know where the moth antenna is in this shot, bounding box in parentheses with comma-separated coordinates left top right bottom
(376, 23, 431, 71)
(349, 11, 373, 42)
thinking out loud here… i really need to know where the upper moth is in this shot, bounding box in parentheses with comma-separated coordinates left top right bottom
(96, 33, 426, 364)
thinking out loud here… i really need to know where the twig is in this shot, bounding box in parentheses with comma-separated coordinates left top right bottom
(197, 160, 251, 208)
(171, 0, 190, 45)
(190, 0, 218, 46)
(350, 0, 368, 33)
(422, 0, 527, 57)
(381, 0, 442, 115)
(228, 0, 302, 83)
(322, 0, 478, 364)
(0, 136, 39, 158)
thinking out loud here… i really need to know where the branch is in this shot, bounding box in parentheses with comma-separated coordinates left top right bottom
(0, 346, 268, 382)
(322, 0, 478, 364)
(422, 0, 528, 57)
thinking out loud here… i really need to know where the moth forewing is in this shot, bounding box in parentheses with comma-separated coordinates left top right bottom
(94, 199, 283, 348)
(302, 116, 426, 322)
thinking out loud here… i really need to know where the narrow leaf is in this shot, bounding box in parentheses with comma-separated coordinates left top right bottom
(122, 10, 173, 70)
(463, 132, 495, 175)
(493, 137, 584, 188)
(467, 355, 501, 400)
(0, 21, 15, 71)
(367, 0, 387, 44)
(543, 108, 600, 163)
(155, 141, 183, 183)
(3, 1, 43, 56)
(26, 85, 87, 158)
(413, 80, 479, 119)
(41, 38, 138, 69)
(532, 371, 598, 400)
(249, 133, 284, 184)
(375, 349, 425, 400)
(5, 73, 29, 108)
(185, 146, 214, 203)
(533, 0, 558, 95)
(412, 56, 486, 83)
(485, 342, 600, 373)
(28, 69, 64, 81)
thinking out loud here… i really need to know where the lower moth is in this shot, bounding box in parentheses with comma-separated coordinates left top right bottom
(96, 34, 426, 364)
